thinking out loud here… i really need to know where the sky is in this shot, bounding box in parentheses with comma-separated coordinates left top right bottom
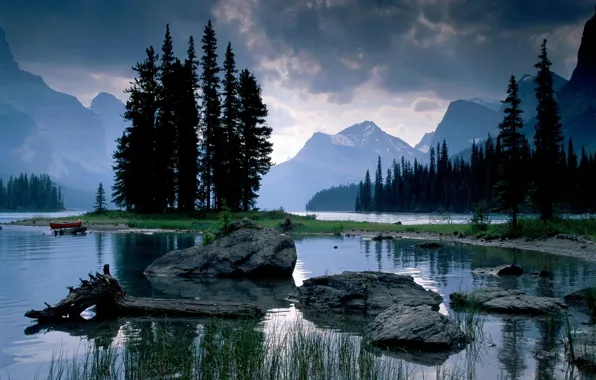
(0, 0, 593, 164)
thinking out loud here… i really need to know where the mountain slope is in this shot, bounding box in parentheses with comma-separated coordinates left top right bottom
(429, 100, 502, 155)
(558, 8, 596, 151)
(257, 121, 425, 211)
(90, 92, 127, 158)
(414, 131, 434, 153)
(0, 26, 114, 203)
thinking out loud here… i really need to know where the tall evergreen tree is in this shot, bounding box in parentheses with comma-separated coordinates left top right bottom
(532, 39, 564, 220)
(237, 69, 273, 211)
(94, 182, 107, 213)
(373, 156, 384, 211)
(495, 75, 526, 228)
(176, 37, 201, 213)
(198, 20, 222, 211)
(114, 46, 160, 213)
(220, 42, 242, 211)
(154, 24, 178, 212)
(361, 170, 373, 212)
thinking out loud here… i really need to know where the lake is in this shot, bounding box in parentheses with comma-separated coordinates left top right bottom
(0, 212, 595, 379)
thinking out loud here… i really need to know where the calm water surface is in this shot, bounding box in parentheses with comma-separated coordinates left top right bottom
(1, 220, 596, 378)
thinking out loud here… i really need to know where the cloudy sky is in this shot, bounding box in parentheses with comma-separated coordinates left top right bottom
(0, 0, 593, 163)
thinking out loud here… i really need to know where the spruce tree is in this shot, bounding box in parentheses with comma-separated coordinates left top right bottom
(362, 170, 373, 211)
(221, 42, 242, 210)
(373, 156, 384, 211)
(237, 69, 273, 211)
(94, 182, 107, 213)
(198, 20, 222, 211)
(155, 24, 178, 213)
(176, 36, 201, 213)
(532, 39, 564, 220)
(114, 46, 160, 213)
(495, 75, 526, 228)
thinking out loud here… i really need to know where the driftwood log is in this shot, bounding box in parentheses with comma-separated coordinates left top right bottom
(25, 264, 265, 323)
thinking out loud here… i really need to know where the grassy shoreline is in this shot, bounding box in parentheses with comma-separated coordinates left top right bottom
(7, 209, 596, 240)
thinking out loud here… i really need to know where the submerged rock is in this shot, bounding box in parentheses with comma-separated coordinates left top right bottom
(367, 304, 470, 360)
(473, 264, 523, 276)
(450, 288, 567, 315)
(293, 271, 443, 316)
(415, 242, 441, 249)
(145, 222, 297, 278)
(147, 276, 297, 310)
(372, 233, 393, 241)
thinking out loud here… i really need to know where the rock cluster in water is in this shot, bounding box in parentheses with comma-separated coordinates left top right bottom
(145, 219, 297, 278)
(292, 271, 469, 364)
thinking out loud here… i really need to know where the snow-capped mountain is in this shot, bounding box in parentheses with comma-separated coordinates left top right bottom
(257, 121, 426, 211)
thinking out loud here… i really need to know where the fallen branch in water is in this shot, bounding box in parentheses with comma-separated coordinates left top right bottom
(25, 264, 264, 323)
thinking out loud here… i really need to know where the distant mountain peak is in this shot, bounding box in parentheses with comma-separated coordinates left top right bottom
(90, 92, 124, 109)
(0, 26, 19, 72)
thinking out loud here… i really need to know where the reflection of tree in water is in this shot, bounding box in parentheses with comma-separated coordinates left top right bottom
(94, 232, 107, 267)
(363, 239, 371, 259)
(120, 318, 200, 377)
(375, 241, 382, 271)
(498, 318, 528, 380)
(532, 315, 563, 380)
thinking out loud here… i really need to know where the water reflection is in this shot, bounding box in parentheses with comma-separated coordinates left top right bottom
(2, 228, 596, 379)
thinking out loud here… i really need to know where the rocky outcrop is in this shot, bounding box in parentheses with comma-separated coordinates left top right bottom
(145, 221, 297, 278)
(450, 288, 567, 315)
(368, 305, 470, 362)
(473, 264, 523, 276)
(292, 271, 443, 316)
(562, 7, 596, 99)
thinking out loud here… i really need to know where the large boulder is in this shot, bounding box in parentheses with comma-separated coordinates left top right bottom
(145, 222, 297, 278)
(367, 304, 470, 364)
(450, 288, 567, 315)
(292, 271, 443, 316)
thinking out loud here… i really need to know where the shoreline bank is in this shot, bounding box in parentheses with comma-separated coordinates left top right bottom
(5, 217, 596, 263)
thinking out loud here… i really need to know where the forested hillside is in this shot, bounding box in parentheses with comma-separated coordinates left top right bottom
(305, 184, 358, 211)
(0, 173, 65, 211)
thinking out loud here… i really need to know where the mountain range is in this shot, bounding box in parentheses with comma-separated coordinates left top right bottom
(261, 8, 596, 211)
(256, 121, 426, 211)
(1, 8, 596, 212)
(0, 27, 125, 209)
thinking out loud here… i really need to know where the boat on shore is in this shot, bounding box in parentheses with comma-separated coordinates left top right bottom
(49, 219, 83, 230)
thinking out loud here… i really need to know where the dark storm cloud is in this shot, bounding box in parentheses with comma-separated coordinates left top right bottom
(0, 0, 251, 78)
(0, 0, 594, 103)
(236, 0, 595, 99)
(412, 97, 442, 112)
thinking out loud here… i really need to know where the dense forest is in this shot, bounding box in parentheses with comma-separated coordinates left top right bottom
(305, 184, 359, 211)
(0, 173, 65, 211)
(313, 40, 592, 220)
(112, 21, 273, 214)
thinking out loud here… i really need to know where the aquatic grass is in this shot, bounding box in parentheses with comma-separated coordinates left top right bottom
(28, 317, 422, 380)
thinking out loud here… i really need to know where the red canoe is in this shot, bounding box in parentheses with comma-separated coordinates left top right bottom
(49, 219, 83, 229)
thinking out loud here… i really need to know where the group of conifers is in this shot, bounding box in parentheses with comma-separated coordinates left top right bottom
(353, 40, 581, 227)
(111, 21, 273, 215)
